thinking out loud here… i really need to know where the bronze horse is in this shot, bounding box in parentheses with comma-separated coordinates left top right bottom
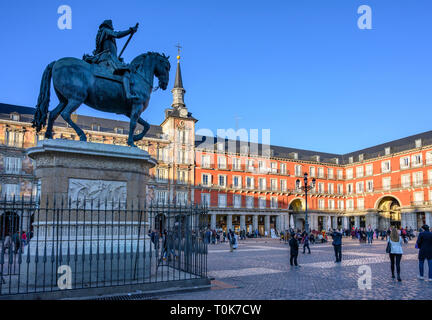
(32, 52, 170, 147)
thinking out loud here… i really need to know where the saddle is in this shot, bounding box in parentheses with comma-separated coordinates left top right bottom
(83, 51, 129, 84)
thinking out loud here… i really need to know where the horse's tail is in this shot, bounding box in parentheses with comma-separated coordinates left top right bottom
(32, 61, 56, 132)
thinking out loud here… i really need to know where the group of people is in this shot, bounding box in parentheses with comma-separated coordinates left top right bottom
(2, 230, 32, 254)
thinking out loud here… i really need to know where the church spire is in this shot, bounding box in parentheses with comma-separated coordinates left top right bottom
(171, 44, 186, 108)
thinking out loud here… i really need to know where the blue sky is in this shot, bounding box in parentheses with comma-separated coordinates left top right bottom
(0, 0, 431, 154)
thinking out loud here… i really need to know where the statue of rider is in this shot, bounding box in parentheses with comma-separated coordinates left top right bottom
(86, 20, 139, 100)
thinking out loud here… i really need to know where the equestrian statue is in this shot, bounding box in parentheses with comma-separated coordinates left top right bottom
(32, 19, 171, 147)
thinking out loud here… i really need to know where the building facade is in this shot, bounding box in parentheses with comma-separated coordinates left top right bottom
(1, 56, 432, 235)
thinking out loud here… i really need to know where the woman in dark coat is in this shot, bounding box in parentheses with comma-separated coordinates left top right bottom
(416, 225, 432, 281)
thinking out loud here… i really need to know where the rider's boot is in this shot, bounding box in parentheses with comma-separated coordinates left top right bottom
(123, 73, 139, 101)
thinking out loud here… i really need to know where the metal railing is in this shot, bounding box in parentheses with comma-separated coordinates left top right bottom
(0, 196, 208, 297)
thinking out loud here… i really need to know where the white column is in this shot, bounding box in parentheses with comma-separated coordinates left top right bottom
(332, 216, 337, 229)
(227, 214, 233, 231)
(425, 212, 432, 228)
(343, 217, 349, 229)
(276, 215, 281, 232)
(253, 215, 258, 231)
(355, 216, 360, 228)
(210, 214, 217, 230)
(264, 215, 270, 236)
(240, 215, 246, 231)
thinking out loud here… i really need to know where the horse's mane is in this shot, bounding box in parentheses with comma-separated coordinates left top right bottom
(130, 51, 170, 70)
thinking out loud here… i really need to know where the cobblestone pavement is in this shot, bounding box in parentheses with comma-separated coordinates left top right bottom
(156, 237, 432, 300)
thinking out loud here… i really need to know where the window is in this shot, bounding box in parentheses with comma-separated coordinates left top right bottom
(338, 200, 344, 210)
(218, 175, 227, 187)
(429, 170, 432, 184)
(382, 177, 391, 190)
(356, 182, 364, 194)
(413, 171, 423, 186)
(346, 168, 353, 179)
(247, 160, 255, 172)
(337, 170, 343, 180)
(328, 168, 334, 179)
(157, 148, 168, 162)
(114, 127, 124, 134)
(233, 176, 242, 188)
(176, 191, 188, 205)
(233, 158, 241, 170)
(356, 166, 364, 178)
(259, 197, 266, 209)
(270, 179, 277, 191)
(401, 174, 410, 188)
(295, 165, 302, 177)
(318, 182, 324, 194)
(217, 142, 224, 152)
(347, 183, 353, 195)
(349, 157, 353, 164)
(156, 168, 168, 183)
(366, 180, 374, 192)
(5, 130, 23, 148)
(178, 129, 188, 144)
(246, 196, 254, 208)
(381, 160, 391, 173)
(415, 139, 422, 148)
(246, 177, 254, 189)
(328, 199, 335, 210)
(156, 190, 168, 205)
(318, 167, 324, 178)
(258, 160, 266, 173)
(280, 180, 287, 192)
(413, 191, 424, 205)
(233, 195, 242, 208)
(259, 178, 267, 190)
(177, 150, 187, 164)
(218, 194, 227, 208)
(318, 199, 325, 210)
(309, 166, 316, 178)
(201, 193, 210, 206)
(385, 147, 391, 155)
(177, 170, 187, 184)
(2, 183, 20, 201)
(201, 155, 211, 168)
(280, 163, 287, 175)
(270, 162, 277, 173)
(412, 154, 422, 167)
(426, 151, 432, 165)
(10, 113, 20, 121)
(202, 173, 211, 186)
(218, 156, 227, 169)
(271, 197, 278, 209)
(328, 183, 334, 194)
(359, 154, 364, 162)
(4, 157, 22, 174)
(400, 156, 410, 169)
(357, 198, 365, 210)
(365, 164, 373, 176)
(347, 199, 354, 210)
(91, 123, 100, 131)
(337, 184, 343, 194)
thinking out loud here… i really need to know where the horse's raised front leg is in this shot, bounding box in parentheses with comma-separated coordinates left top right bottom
(60, 99, 87, 141)
(45, 102, 66, 139)
(128, 103, 143, 147)
(133, 117, 150, 142)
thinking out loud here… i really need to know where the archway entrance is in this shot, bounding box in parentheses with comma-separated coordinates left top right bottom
(0, 212, 20, 239)
(289, 199, 304, 212)
(154, 213, 166, 234)
(377, 196, 401, 229)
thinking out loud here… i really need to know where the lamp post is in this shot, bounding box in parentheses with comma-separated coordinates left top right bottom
(296, 173, 316, 234)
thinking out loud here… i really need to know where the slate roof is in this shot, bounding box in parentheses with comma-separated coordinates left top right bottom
(0, 103, 164, 139)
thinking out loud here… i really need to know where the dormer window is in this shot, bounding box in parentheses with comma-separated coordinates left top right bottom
(10, 113, 20, 121)
(217, 142, 224, 152)
(114, 127, 124, 134)
(385, 147, 391, 155)
(349, 157, 353, 164)
(91, 123, 100, 131)
(415, 139, 422, 148)
(359, 154, 364, 162)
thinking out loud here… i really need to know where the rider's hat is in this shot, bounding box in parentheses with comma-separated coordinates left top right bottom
(99, 19, 113, 30)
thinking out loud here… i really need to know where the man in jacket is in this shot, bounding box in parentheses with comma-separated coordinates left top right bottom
(289, 233, 300, 267)
(332, 228, 343, 263)
(302, 233, 311, 254)
(416, 224, 432, 281)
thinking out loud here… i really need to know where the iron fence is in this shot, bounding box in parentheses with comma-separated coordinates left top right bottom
(0, 196, 208, 297)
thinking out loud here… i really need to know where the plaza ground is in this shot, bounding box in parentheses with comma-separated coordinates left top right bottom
(153, 237, 431, 300)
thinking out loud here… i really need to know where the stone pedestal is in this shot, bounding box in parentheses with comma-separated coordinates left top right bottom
(22, 140, 157, 289)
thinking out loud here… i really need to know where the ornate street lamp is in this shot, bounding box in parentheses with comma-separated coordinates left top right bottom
(296, 173, 316, 234)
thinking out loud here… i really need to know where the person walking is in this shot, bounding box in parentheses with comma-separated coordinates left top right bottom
(416, 224, 432, 281)
(227, 229, 235, 252)
(332, 228, 343, 263)
(366, 225, 373, 245)
(387, 227, 403, 282)
(302, 233, 311, 254)
(289, 233, 299, 267)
